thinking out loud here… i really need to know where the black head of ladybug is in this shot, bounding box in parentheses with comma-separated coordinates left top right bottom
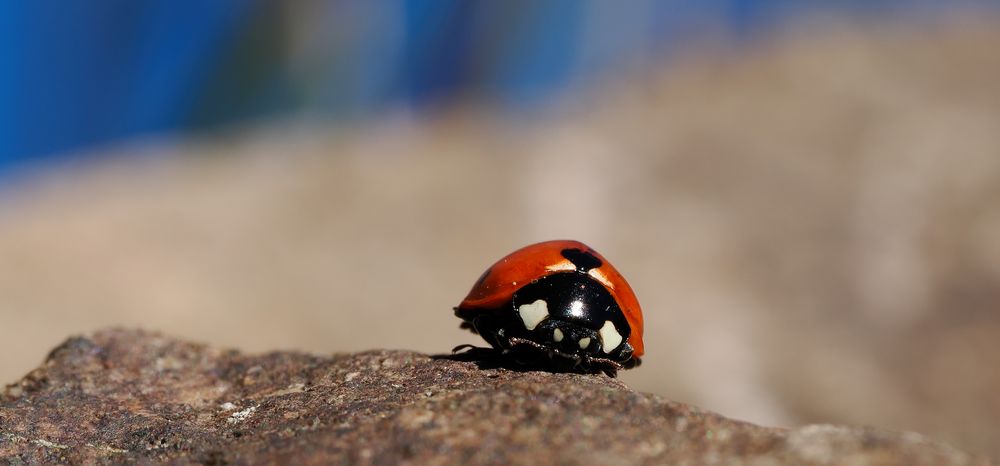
(509, 271, 635, 362)
(454, 240, 643, 376)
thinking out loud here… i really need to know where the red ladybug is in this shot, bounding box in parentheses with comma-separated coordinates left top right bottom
(455, 240, 643, 374)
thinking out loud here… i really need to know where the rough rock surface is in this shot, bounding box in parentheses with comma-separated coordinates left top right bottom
(0, 329, 991, 465)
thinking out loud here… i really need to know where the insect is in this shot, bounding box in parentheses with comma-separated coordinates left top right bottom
(454, 240, 643, 375)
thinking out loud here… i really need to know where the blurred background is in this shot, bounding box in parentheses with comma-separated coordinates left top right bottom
(1, 0, 999, 459)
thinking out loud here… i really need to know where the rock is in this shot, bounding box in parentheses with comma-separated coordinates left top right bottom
(0, 329, 991, 465)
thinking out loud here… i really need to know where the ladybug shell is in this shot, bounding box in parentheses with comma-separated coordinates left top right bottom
(458, 240, 644, 357)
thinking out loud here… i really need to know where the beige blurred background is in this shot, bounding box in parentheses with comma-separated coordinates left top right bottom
(2, 15, 999, 460)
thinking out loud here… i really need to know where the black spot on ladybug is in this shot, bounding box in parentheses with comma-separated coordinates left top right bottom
(561, 248, 602, 273)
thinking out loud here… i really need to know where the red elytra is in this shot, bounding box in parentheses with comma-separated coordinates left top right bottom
(456, 240, 644, 369)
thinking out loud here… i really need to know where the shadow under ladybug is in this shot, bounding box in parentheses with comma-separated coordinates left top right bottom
(434, 340, 641, 378)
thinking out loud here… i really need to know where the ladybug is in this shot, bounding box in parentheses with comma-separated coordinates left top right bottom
(454, 240, 643, 375)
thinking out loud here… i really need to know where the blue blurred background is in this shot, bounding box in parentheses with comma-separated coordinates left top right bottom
(2, 0, 996, 178)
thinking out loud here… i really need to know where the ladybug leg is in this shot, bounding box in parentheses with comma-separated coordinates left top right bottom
(451, 344, 481, 353)
(507, 336, 619, 376)
(615, 343, 642, 369)
(581, 354, 624, 377)
(507, 336, 568, 359)
(455, 308, 483, 335)
(621, 357, 642, 369)
(468, 314, 513, 351)
(506, 337, 571, 369)
(507, 337, 547, 354)
(458, 321, 477, 333)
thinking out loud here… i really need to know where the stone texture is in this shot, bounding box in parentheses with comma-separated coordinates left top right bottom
(0, 329, 991, 465)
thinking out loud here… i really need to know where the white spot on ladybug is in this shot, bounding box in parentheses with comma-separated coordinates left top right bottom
(599, 320, 623, 353)
(545, 260, 576, 274)
(518, 299, 549, 330)
(553, 328, 564, 342)
(578, 337, 591, 349)
(588, 268, 615, 290)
